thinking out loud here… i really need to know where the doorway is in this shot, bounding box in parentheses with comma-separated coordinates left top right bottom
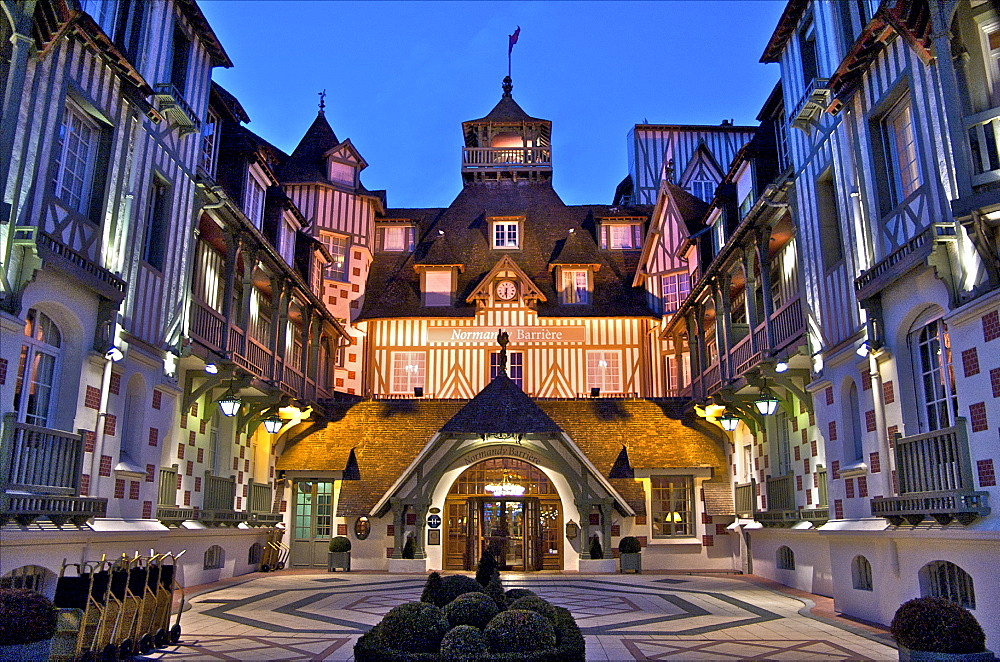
(290, 480, 332, 567)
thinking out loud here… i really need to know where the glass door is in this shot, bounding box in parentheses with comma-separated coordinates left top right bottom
(290, 480, 332, 567)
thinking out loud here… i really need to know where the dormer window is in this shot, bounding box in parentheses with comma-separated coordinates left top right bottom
(599, 220, 643, 249)
(328, 160, 356, 187)
(422, 269, 453, 307)
(377, 224, 415, 252)
(560, 268, 590, 304)
(491, 217, 521, 249)
(690, 179, 716, 203)
(244, 164, 268, 229)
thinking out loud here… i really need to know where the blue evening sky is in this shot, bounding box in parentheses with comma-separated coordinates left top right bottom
(199, 1, 786, 209)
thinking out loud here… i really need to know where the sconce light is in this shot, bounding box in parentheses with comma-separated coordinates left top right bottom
(565, 520, 579, 540)
(754, 391, 779, 416)
(205, 363, 219, 375)
(856, 342, 870, 357)
(105, 346, 124, 362)
(262, 416, 284, 434)
(413, 386, 424, 398)
(590, 387, 600, 398)
(719, 414, 740, 432)
(775, 361, 789, 373)
(217, 382, 241, 418)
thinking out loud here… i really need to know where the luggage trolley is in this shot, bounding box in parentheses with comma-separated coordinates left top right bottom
(50, 559, 109, 661)
(260, 528, 288, 572)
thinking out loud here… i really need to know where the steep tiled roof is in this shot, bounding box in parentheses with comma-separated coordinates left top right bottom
(276, 397, 726, 517)
(549, 228, 602, 266)
(359, 181, 655, 320)
(440, 373, 563, 434)
(277, 112, 340, 183)
(465, 95, 547, 124)
(667, 183, 710, 234)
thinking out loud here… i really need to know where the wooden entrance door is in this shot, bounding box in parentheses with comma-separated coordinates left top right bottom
(290, 480, 332, 567)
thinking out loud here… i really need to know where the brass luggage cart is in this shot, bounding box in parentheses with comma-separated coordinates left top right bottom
(259, 528, 288, 572)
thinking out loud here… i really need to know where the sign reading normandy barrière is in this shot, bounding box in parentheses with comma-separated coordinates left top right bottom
(427, 326, 587, 343)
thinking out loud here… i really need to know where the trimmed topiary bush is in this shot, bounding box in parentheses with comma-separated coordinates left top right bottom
(618, 536, 641, 554)
(440, 625, 489, 661)
(402, 535, 416, 559)
(476, 550, 498, 587)
(376, 602, 450, 654)
(508, 596, 559, 626)
(485, 572, 506, 612)
(890, 597, 987, 655)
(421, 572, 444, 606)
(328, 536, 351, 552)
(483, 609, 557, 653)
(0, 588, 58, 645)
(505, 588, 536, 606)
(589, 536, 604, 560)
(422, 574, 485, 608)
(444, 592, 498, 629)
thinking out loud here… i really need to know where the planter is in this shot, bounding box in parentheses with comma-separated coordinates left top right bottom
(620, 552, 642, 574)
(578, 558, 617, 573)
(898, 647, 996, 661)
(387, 558, 426, 573)
(328, 551, 351, 572)
(0, 639, 52, 662)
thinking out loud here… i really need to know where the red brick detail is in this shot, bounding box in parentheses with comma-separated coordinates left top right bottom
(764, 455, 769, 468)
(857, 476, 868, 498)
(145, 464, 155, 482)
(103, 414, 116, 436)
(978, 459, 997, 487)
(983, 310, 1000, 342)
(832, 460, 841, 480)
(716, 523, 728, 536)
(845, 478, 855, 498)
(142, 501, 153, 519)
(85, 385, 101, 409)
(152, 390, 162, 409)
(883, 379, 895, 403)
(240, 446, 245, 459)
(194, 477, 202, 492)
(180, 414, 187, 429)
(813, 471, 819, 486)
(791, 418, 798, 432)
(197, 448, 204, 464)
(84, 430, 96, 453)
(129, 480, 140, 500)
(387, 548, 395, 559)
(637, 536, 648, 547)
(349, 353, 357, 363)
(243, 485, 248, 497)
(992, 368, 1000, 398)
(834, 499, 844, 519)
(861, 371, 871, 391)
(280, 500, 287, 512)
(828, 421, 837, 441)
(796, 475, 803, 491)
(865, 410, 877, 433)
(199, 419, 207, 434)
(702, 535, 714, 547)
(236, 497, 241, 510)
(350, 301, 359, 309)
(80, 474, 90, 496)
(338, 524, 348, 536)
(635, 515, 647, 525)
(99, 455, 113, 476)
(825, 387, 834, 405)
(970, 402, 989, 432)
(176, 475, 182, 490)
(870, 452, 881, 473)
(352, 267, 361, 277)
(184, 491, 191, 506)
(233, 458, 239, 471)
(353, 250, 361, 260)
(611, 524, 621, 536)
(887, 425, 899, 448)
(335, 378, 344, 387)
(191, 401, 199, 417)
(811, 439, 818, 457)
(761, 495, 767, 510)
(351, 283, 360, 293)
(794, 446, 801, 461)
(806, 490, 813, 505)
(754, 457, 759, 470)
(185, 461, 193, 476)
(0, 358, 7, 385)
(109, 371, 121, 395)
(237, 471, 243, 484)
(348, 370, 356, 380)
(589, 513, 601, 526)
(962, 348, 980, 377)
(701, 513, 713, 524)
(177, 444, 184, 460)
(803, 458, 810, 474)
(244, 459, 249, 472)
(809, 410, 815, 426)
(800, 429, 808, 444)
(188, 431, 196, 446)
(387, 525, 395, 536)
(114, 479, 126, 499)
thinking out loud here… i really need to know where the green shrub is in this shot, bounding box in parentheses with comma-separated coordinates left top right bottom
(376, 602, 449, 654)
(402, 536, 415, 559)
(329, 536, 351, 552)
(476, 550, 498, 587)
(440, 625, 490, 661)
(504, 588, 536, 606)
(484, 609, 557, 653)
(444, 592, 498, 629)
(485, 571, 506, 612)
(508, 596, 558, 626)
(0, 588, 58, 645)
(354, 625, 438, 662)
(890, 597, 987, 654)
(618, 536, 641, 554)
(420, 571, 444, 605)
(589, 536, 603, 560)
(434, 575, 485, 607)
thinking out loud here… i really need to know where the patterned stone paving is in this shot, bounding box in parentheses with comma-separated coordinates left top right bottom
(143, 573, 898, 661)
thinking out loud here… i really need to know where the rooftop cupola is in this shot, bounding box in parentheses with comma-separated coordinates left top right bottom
(461, 77, 552, 185)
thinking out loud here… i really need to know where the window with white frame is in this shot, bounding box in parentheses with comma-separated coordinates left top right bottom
(194, 239, 225, 310)
(250, 289, 272, 344)
(662, 271, 690, 313)
(920, 560, 975, 609)
(978, 20, 1000, 107)
(53, 101, 101, 217)
(882, 96, 921, 209)
(380, 225, 414, 252)
(561, 269, 590, 304)
(601, 223, 642, 249)
(13, 309, 62, 427)
(244, 169, 266, 229)
(424, 270, 452, 307)
(491, 351, 523, 389)
(910, 318, 958, 432)
(391, 351, 426, 393)
(690, 179, 715, 203)
(492, 220, 520, 249)
(586, 350, 621, 393)
(278, 216, 296, 265)
(200, 109, 220, 177)
(650, 476, 693, 537)
(322, 234, 348, 280)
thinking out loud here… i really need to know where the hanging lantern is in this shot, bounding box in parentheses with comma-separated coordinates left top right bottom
(262, 416, 283, 434)
(719, 415, 740, 431)
(754, 393, 779, 416)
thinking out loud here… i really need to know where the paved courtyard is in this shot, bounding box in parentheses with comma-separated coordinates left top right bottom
(145, 572, 898, 661)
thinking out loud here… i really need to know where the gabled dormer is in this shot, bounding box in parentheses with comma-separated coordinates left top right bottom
(549, 228, 601, 305)
(466, 255, 545, 307)
(323, 139, 367, 189)
(281, 110, 366, 191)
(678, 143, 726, 203)
(414, 229, 464, 307)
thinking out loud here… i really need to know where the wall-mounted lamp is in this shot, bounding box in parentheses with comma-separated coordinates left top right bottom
(775, 361, 789, 373)
(590, 387, 600, 398)
(217, 382, 241, 418)
(719, 414, 740, 432)
(105, 346, 124, 362)
(754, 392, 779, 416)
(856, 343, 869, 357)
(262, 416, 284, 434)
(205, 363, 219, 375)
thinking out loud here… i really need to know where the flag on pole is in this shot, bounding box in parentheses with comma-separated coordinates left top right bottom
(508, 26, 520, 55)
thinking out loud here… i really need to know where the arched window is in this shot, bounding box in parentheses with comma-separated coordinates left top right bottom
(204, 545, 225, 570)
(852, 555, 873, 591)
(909, 318, 957, 432)
(248, 543, 263, 565)
(777, 546, 795, 570)
(120, 374, 146, 462)
(1, 565, 56, 597)
(13, 309, 62, 426)
(920, 561, 975, 609)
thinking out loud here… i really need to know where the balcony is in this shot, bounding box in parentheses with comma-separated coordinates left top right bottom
(154, 83, 200, 133)
(0, 414, 107, 525)
(13, 228, 126, 303)
(200, 473, 246, 526)
(735, 480, 756, 518)
(758, 474, 799, 527)
(156, 466, 194, 526)
(790, 78, 831, 132)
(870, 419, 990, 526)
(462, 147, 551, 171)
(247, 481, 282, 527)
(855, 224, 956, 302)
(967, 106, 1000, 188)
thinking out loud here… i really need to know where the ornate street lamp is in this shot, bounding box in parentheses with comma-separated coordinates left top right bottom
(262, 416, 284, 434)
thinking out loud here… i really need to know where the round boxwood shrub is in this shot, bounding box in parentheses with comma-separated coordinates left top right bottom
(484, 609, 557, 654)
(440, 624, 489, 661)
(0, 588, 58, 645)
(377, 602, 450, 654)
(434, 574, 485, 607)
(618, 536, 641, 554)
(476, 550, 498, 587)
(890, 597, 987, 654)
(505, 588, 536, 605)
(328, 536, 351, 552)
(508, 596, 559, 626)
(444, 592, 498, 629)
(485, 572, 507, 612)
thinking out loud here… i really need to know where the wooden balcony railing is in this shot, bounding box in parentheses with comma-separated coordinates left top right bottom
(190, 300, 225, 351)
(247, 481, 282, 526)
(870, 418, 990, 525)
(770, 297, 804, 350)
(200, 473, 246, 526)
(967, 106, 1000, 187)
(462, 147, 552, 170)
(281, 365, 304, 395)
(153, 82, 200, 132)
(158, 466, 178, 506)
(757, 474, 799, 527)
(790, 77, 831, 132)
(735, 480, 756, 518)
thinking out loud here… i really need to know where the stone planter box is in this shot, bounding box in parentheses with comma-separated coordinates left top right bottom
(898, 647, 996, 661)
(620, 552, 642, 573)
(578, 558, 617, 573)
(387, 558, 426, 573)
(328, 551, 351, 572)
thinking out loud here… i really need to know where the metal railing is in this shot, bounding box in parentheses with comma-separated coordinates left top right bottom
(0, 414, 85, 495)
(967, 106, 1000, 187)
(462, 147, 552, 169)
(30, 230, 126, 296)
(790, 77, 830, 130)
(153, 82, 200, 131)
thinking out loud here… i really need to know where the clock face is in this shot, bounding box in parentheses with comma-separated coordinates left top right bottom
(496, 280, 518, 301)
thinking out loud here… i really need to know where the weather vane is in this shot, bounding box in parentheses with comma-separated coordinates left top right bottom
(318, 89, 326, 114)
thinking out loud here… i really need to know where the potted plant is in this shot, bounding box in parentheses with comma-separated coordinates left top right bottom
(619, 536, 642, 574)
(0, 588, 59, 662)
(328, 536, 352, 571)
(578, 535, 616, 573)
(890, 597, 995, 661)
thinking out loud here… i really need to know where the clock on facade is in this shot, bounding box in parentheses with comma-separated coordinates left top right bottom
(495, 280, 518, 301)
